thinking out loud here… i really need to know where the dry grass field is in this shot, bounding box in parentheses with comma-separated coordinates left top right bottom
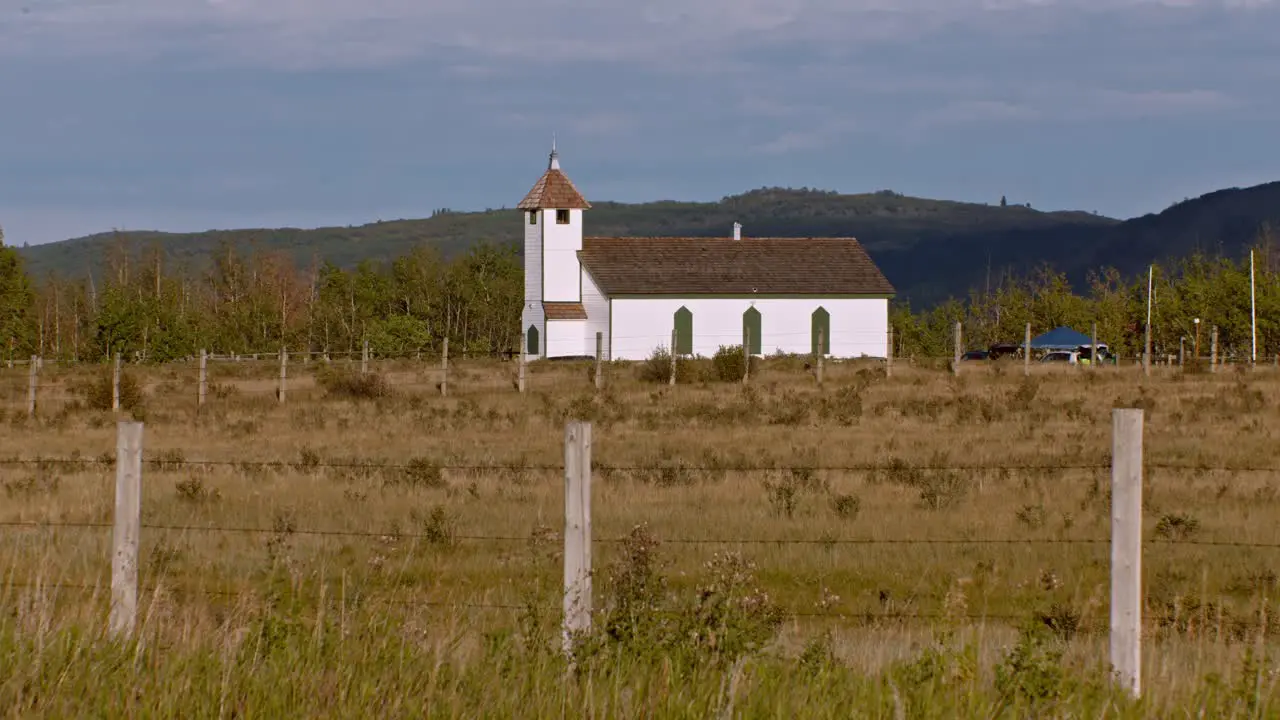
(2, 354, 1280, 717)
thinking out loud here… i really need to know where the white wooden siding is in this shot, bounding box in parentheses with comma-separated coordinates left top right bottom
(521, 210, 545, 357)
(546, 319, 587, 358)
(521, 307, 545, 358)
(581, 269, 611, 360)
(543, 209, 583, 302)
(524, 210, 542, 307)
(608, 298, 888, 361)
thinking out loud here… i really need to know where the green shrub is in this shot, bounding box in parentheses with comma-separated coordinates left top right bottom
(75, 368, 145, 411)
(636, 348, 708, 384)
(711, 345, 761, 382)
(637, 347, 675, 383)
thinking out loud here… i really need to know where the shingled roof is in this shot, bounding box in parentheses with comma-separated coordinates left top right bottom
(578, 237, 895, 296)
(543, 302, 588, 320)
(517, 169, 591, 210)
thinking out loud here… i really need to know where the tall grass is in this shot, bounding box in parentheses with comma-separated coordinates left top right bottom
(1, 357, 1279, 715)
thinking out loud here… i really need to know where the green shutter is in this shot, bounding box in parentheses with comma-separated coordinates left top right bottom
(527, 325, 539, 356)
(743, 306, 762, 355)
(674, 307, 693, 355)
(811, 307, 830, 355)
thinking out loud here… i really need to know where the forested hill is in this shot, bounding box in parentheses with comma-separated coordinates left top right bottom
(16, 181, 1280, 305)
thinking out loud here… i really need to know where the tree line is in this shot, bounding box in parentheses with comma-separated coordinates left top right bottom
(2, 225, 1279, 364)
(0, 229, 521, 364)
(893, 236, 1280, 361)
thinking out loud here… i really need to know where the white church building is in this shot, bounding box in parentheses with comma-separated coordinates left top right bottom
(518, 147, 895, 361)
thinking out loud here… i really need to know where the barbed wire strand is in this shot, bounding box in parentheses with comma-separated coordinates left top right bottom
(5, 520, 1280, 549)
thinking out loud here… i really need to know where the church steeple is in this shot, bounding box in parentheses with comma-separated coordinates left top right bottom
(517, 141, 590, 210)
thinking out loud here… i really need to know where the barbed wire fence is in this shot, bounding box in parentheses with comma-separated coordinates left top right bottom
(5, 329, 1271, 419)
(6, 411, 1280, 696)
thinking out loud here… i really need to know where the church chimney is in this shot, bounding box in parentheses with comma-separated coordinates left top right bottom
(733, 222, 742, 241)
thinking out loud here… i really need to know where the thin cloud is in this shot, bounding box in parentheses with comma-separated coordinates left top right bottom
(2, 0, 1274, 69)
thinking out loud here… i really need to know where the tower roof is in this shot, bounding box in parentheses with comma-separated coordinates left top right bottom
(517, 145, 591, 210)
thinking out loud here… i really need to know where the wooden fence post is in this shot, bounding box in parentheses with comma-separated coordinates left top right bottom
(563, 420, 592, 656)
(518, 345, 527, 394)
(816, 329, 825, 385)
(594, 332, 604, 391)
(27, 355, 38, 418)
(886, 327, 894, 378)
(669, 329, 677, 386)
(1024, 323, 1032, 376)
(278, 347, 288, 404)
(1091, 322, 1098, 370)
(1210, 327, 1218, 373)
(1143, 324, 1152, 377)
(198, 349, 208, 406)
(440, 338, 449, 397)
(112, 353, 122, 412)
(1111, 409, 1143, 698)
(953, 321, 962, 376)
(361, 340, 369, 375)
(110, 420, 143, 641)
(743, 327, 751, 385)
(1179, 337, 1185, 367)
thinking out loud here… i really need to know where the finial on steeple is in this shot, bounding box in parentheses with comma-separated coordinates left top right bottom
(549, 133, 560, 170)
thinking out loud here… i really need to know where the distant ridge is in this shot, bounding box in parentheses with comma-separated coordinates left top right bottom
(16, 181, 1280, 305)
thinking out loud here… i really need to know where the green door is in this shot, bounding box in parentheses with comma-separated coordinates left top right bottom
(527, 325, 539, 356)
(743, 307, 762, 355)
(811, 307, 830, 355)
(674, 307, 693, 355)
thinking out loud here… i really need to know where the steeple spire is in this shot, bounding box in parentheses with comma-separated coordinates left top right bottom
(519, 141, 590, 210)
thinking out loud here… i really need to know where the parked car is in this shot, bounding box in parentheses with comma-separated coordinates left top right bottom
(1040, 350, 1079, 364)
(1076, 346, 1115, 365)
(988, 343, 1022, 360)
(961, 350, 990, 361)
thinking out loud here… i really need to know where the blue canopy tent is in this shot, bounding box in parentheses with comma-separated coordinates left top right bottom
(1030, 327, 1095, 351)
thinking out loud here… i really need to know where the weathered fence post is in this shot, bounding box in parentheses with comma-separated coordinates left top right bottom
(594, 332, 604, 391)
(953, 321, 962, 376)
(1111, 408, 1143, 698)
(1179, 337, 1185, 367)
(816, 329, 825, 385)
(563, 420, 592, 656)
(886, 327, 894, 378)
(110, 420, 143, 641)
(27, 355, 38, 418)
(669, 329, 677, 386)
(198, 349, 208, 406)
(278, 347, 287, 404)
(1210, 327, 1218, 373)
(112, 353, 122, 412)
(1024, 323, 1032, 376)
(518, 345, 527, 394)
(1143, 324, 1152, 377)
(361, 340, 369, 375)
(440, 337, 449, 397)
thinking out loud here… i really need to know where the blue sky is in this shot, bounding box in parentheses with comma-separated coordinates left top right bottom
(1, 0, 1278, 245)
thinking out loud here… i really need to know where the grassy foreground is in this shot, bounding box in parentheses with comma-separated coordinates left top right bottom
(2, 354, 1280, 716)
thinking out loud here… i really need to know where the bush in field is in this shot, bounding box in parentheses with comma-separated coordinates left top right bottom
(636, 348, 708, 384)
(637, 347, 675, 383)
(711, 345, 761, 382)
(76, 369, 145, 411)
(590, 527, 784, 666)
(315, 366, 393, 399)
